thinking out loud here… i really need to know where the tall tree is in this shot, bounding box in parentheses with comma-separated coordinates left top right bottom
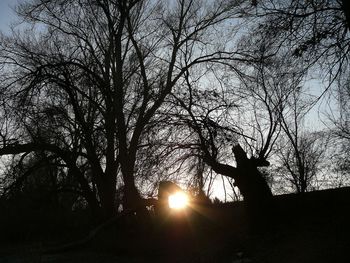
(0, 0, 248, 220)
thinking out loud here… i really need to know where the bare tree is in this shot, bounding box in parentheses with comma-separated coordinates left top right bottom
(249, 0, 350, 193)
(0, 0, 249, 220)
(275, 131, 330, 193)
(167, 40, 304, 219)
(275, 85, 330, 193)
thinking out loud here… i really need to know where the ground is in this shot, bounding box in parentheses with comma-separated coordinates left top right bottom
(1, 187, 349, 262)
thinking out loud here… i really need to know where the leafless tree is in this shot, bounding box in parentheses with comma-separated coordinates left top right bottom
(275, 85, 330, 193)
(250, 0, 350, 193)
(167, 39, 305, 218)
(0, 0, 250, 220)
(275, 131, 330, 193)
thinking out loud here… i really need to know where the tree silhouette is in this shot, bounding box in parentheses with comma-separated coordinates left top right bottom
(0, 0, 251, 220)
(168, 46, 305, 219)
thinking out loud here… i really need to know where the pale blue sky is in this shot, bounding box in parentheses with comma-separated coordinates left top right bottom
(0, 0, 20, 34)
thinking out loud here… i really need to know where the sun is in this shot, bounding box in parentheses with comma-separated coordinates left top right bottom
(168, 191, 189, 209)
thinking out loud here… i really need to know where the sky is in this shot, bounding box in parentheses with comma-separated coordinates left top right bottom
(0, 0, 20, 34)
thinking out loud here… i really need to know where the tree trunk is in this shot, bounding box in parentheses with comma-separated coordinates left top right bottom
(120, 156, 149, 216)
(232, 145, 272, 202)
(98, 176, 117, 220)
(204, 144, 274, 229)
(84, 191, 103, 222)
(68, 167, 103, 221)
(122, 172, 144, 210)
(231, 145, 273, 229)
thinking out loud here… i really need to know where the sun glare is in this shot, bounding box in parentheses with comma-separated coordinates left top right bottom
(168, 191, 189, 209)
